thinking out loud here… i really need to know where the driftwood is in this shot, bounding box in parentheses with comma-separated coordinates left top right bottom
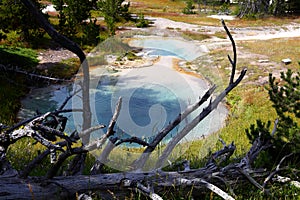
(0, 1, 293, 199)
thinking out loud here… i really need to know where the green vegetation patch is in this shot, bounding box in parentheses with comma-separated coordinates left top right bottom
(0, 46, 39, 124)
(44, 58, 80, 79)
(0, 45, 39, 70)
(0, 73, 28, 125)
(91, 36, 133, 56)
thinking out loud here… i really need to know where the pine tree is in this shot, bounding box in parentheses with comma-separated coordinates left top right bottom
(0, 0, 45, 40)
(247, 69, 300, 168)
(97, 0, 130, 36)
(182, 0, 195, 14)
(51, 0, 96, 38)
(237, 0, 300, 17)
(268, 69, 300, 149)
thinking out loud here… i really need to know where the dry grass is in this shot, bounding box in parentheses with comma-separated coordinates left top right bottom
(130, 0, 300, 28)
(240, 37, 300, 71)
(130, 0, 185, 12)
(181, 30, 211, 40)
(228, 16, 300, 28)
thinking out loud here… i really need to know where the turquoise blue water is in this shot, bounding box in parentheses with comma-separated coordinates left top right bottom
(144, 48, 185, 59)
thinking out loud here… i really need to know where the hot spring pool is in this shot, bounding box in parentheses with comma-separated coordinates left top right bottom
(19, 37, 226, 146)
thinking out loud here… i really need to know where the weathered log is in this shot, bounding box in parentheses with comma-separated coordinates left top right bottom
(0, 138, 270, 200)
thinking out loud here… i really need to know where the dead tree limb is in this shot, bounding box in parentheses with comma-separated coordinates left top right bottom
(154, 20, 247, 169)
(84, 97, 122, 152)
(0, 113, 283, 199)
(0, 136, 274, 199)
(20, 0, 92, 142)
(0, 64, 72, 83)
(262, 153, 294, 188)
(176, 178, 235, 200)
(132, 85, 217, 170)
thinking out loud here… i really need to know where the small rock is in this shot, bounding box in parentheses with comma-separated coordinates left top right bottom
(258, 59, 269, 63)
(281, 58, 292, 65)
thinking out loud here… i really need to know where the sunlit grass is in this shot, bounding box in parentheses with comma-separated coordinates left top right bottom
(228, 16, 300, 27)
(130, 0, 185, 13)
(7, 138, 50, 176)
(179, 84, 277, 164)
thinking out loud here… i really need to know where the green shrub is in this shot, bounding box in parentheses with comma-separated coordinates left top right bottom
(136, 13, 149, 28)
(182, 0, 195, 14)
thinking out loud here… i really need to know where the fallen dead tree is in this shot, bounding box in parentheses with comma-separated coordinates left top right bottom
(0, 1, 295, 199)
(0, 135, 274, 200)
(0, 64, 72, 83)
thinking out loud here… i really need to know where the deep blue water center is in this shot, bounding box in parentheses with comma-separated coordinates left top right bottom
(94, 75, 182, 144)
(128, 86, 180, 127)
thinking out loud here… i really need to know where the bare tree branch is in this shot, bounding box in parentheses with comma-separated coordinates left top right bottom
(84, 97, 122, 152)
(78, 125, 106, 139)
(0, 65, 72, 83)
(132, 85, 217, 170)
(176, 178, 235, 200)
(115, 137, 150, 147)
(156, 51, 246, 170)
(221, 19, 237, 85)
(262, 153, 293, 188)
(58, 88, 82, 110)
